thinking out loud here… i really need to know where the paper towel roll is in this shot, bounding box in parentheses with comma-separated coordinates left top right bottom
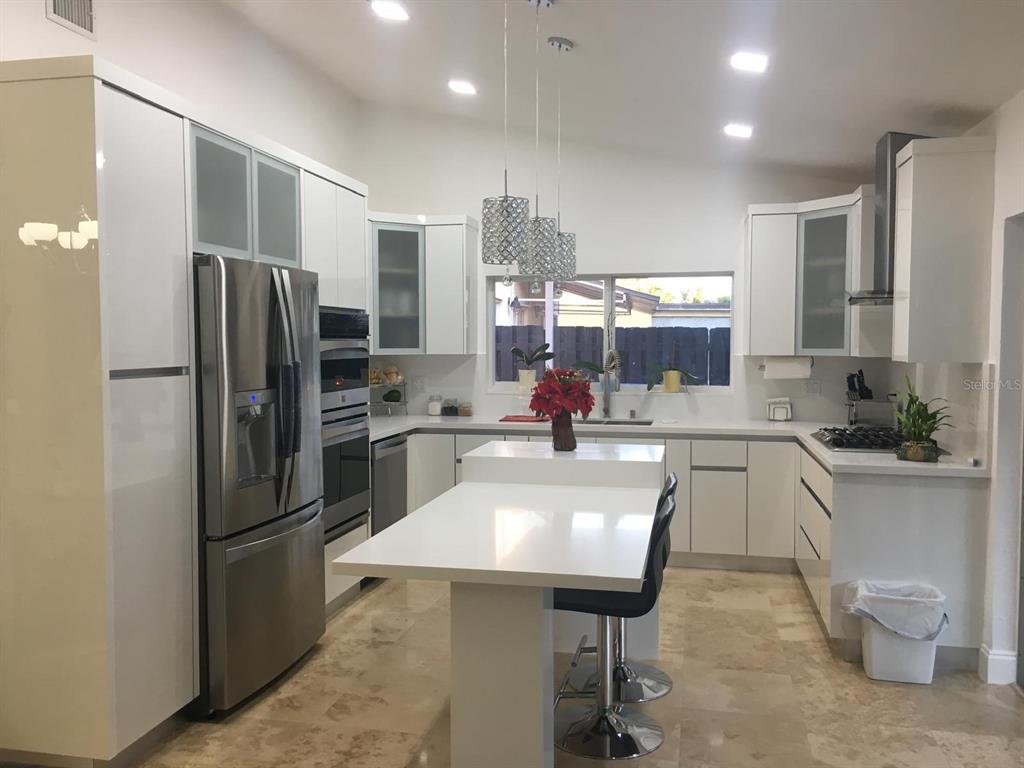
(762, 356, 813, 380)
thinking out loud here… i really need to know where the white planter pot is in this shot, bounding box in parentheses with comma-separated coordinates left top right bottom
(517, 369, 537, 389)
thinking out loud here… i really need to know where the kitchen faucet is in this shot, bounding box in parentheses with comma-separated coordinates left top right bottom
(601, 349, 621, 419)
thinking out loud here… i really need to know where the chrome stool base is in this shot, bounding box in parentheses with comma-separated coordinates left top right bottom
(566, 659, 673, 703)
(555, 703, 664, 759)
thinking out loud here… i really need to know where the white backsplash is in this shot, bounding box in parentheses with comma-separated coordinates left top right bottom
(371, 353, 898, 427)
(886, 361, 991, 464)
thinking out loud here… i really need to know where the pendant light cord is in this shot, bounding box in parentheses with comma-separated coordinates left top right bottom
(534, 1, 540, 214)
(556, 44, 562, 230)
(502, 0, 509, 196)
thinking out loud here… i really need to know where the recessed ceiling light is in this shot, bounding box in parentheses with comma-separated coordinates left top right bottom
(724, 123, 753, 139)
(730, 51, 768, 74)
(370, 0, 408, 22)
(448, 79, 477, 96)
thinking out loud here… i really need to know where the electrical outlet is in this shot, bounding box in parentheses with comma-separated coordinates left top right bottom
(804, 379, 822, 396)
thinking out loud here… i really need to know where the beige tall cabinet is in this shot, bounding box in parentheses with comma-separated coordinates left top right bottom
(0, 60, 194, 760)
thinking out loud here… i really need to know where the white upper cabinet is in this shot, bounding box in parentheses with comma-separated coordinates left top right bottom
(302, 172, 341, 306)
(373, 221, 426, 353)
(891, 137, 994, 364)
(337, 186, 367, 310)
(253, 152, 300, 266)
(747, 190, 873, 358)
(99, 86, 189, 370)
(191, 126, 252, 259)
(747, 213, 797, 356)
(192, 127, 302, 268)
(301, 174, 368, 310)
(369, 213, 478, 355)
(425, 224, 466, 354)
(796, 205, 852, 355)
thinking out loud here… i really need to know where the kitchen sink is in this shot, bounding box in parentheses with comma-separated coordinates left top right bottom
(575, 418, 655, 426)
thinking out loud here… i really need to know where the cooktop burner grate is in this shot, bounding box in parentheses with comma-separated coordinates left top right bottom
(812, 425, 903, 452)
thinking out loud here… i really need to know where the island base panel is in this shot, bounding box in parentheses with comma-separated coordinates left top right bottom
(450, 582, 554, 768)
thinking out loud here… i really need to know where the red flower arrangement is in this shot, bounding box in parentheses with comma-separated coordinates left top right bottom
(529, 368, 595, 451)
(529, 368, 595, 418)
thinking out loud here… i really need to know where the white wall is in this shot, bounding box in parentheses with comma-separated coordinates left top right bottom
(967, 88, 1024, 682)
(0, 0, 361, 173)
(358, 104, 885, 423)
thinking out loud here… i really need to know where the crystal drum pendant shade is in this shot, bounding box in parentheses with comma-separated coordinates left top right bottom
(523, 215, 559, 277)
(480, 0, 530, 268)
(481, 193, 530, 265)
(554, 230, 576, 280)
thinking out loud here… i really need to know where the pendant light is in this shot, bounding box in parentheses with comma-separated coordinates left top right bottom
(480, 0, 530, 282)
(549, 35, 576, 282)
(520, 0, 558, 292)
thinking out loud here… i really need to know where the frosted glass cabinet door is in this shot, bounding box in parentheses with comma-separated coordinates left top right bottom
(254, 152, 300, 266)
(192, 126, 252, 259)
(373, 223, 425, 352)
(797, 207, 852, 355)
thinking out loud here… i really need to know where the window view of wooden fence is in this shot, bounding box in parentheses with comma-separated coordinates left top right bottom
(495, 325, 730, 385)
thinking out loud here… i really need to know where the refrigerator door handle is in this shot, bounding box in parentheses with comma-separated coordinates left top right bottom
(280, 269, 303, 455)
(272, 267, 296, 515)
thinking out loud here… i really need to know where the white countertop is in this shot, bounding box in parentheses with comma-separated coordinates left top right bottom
(369, 415, 989, 479)
(332, 481, 660, 591)
(464, 440, 665, 465)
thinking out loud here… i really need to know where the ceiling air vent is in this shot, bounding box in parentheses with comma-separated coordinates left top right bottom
(46, 0, 95, 39)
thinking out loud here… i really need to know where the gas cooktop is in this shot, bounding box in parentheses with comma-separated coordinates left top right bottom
(812, 425, 903, 452)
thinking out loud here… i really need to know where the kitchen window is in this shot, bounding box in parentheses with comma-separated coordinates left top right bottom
(491, 274, 732, 387)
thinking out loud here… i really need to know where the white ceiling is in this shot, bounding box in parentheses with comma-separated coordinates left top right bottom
(220, 0, 1024, 179)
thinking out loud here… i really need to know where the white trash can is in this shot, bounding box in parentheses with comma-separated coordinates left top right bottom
(842, 580, 948, 685)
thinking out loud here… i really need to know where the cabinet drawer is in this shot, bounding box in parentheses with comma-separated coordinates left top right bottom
(691, 440, 747, 468)
(325, 519, 369, 606)
(800, 450, 833, 511)
(798, 482, 830, 557)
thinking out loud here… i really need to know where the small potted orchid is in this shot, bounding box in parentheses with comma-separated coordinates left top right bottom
(528, 368, 596, 451)
(511, 343, 555, 389)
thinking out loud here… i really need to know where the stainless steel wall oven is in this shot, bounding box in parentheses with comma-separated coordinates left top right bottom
(319, 307, 371, 537)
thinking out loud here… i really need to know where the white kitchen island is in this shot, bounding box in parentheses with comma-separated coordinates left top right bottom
(333, 481, 660, 768)
(462, 440, 666, 658)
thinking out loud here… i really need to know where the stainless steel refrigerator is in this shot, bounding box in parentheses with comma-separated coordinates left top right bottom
(194, 254, 325, 713)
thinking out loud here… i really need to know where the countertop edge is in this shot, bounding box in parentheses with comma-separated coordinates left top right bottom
(369, 416, 991, 480)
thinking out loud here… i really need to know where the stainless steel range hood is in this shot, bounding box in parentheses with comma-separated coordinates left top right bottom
(848, 132, 928, 306)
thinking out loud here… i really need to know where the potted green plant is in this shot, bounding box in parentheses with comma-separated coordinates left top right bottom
(647, 364, 699, 393)
(511, 342, 555, 388)
(895, 377, 951, 462)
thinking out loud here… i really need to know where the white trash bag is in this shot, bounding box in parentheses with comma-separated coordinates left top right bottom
(842, 580, 948, 641)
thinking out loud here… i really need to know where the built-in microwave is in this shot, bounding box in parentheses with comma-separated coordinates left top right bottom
(319, 306, 369, 411)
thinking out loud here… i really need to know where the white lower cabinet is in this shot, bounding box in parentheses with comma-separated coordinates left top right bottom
(109, 374, 194, 753)
(324, 518, 369, 608)
(797, 450, 833, 631)
(747, 442, 798, 558)
(455, 433, 505, 483)
(691, 469, 747, 556)
(407, 433, 455, 512)
(665, 440, 692, 553)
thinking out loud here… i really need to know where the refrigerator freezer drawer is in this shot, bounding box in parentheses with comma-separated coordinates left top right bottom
(205, 502, 325, 711)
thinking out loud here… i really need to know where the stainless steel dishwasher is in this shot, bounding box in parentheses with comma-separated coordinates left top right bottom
(371, 435, 407, 535)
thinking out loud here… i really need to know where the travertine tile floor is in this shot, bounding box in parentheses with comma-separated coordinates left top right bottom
(139, 569, 1024, 768)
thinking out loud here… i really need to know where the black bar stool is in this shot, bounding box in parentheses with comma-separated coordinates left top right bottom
(553, 492, 676, 760)
(565, 473, 679, 704)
